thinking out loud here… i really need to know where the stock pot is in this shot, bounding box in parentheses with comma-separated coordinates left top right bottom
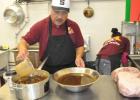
(12, 70, 50, 100)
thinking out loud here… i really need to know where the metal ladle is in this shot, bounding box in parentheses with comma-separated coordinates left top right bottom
(83, 0, 94, 18)
(37, 57, 48, 70)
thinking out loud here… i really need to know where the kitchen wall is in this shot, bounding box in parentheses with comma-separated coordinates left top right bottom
(0, 0, 125, 61)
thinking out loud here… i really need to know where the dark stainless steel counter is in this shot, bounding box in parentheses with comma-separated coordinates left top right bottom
(0, 75, 140, 100)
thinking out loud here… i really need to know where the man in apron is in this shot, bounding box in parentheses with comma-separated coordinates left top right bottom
(95, 28, 130, 75)
(17, 0, 85, 74)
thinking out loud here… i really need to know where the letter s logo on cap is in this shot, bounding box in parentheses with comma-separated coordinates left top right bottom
(60, 0, 65, 5)
(52, 0, 70, 9)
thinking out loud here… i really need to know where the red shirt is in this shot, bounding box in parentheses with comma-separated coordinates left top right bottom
(98, 36, 130, 57)
(23, 16, 84, 60)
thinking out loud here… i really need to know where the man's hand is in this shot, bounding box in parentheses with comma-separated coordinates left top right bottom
(16, 49, 29, 61)
(16, 38, 29, 61)
(75, 56, 85, 67)
(75, 46, 85, 67)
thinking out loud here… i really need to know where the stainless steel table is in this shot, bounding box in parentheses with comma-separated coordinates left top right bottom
(0, 75, 140, 100)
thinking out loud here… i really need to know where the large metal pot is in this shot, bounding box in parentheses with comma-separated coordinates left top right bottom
(3, 4, 25, 25)
(53, 67, 100, 92)
(12, 70, 50, 100)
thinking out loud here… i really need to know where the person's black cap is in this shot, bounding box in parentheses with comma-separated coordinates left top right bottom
(111, 28, 121, 34)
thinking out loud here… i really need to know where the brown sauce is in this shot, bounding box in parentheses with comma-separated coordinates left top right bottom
(57, 73, 98, 85)
(14, 75, 47, 84)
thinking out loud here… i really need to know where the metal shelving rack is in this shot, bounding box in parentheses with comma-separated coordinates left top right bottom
(121, 21, 140, 54)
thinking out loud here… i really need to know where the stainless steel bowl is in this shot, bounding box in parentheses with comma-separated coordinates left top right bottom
(3, 4, 25, 25)
(52, 67, 100, 92)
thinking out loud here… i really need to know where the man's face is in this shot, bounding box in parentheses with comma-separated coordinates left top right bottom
(51, 8, 68, 26)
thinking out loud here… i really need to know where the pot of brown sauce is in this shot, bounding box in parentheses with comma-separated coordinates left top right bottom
(52, 67, 100, 92)
(12, 70, 50, 100)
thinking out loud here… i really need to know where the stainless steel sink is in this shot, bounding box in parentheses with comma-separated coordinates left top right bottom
(10, 45, 41, 68)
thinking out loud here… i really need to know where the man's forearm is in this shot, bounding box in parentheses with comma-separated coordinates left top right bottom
(18, 38, 29, 51)
(76, 46, 84, 58)
(75, 46, 85, 67)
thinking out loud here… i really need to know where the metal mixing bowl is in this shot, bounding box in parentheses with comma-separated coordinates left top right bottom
(52, 67, 100, 92)
(3, 4, 25, 25)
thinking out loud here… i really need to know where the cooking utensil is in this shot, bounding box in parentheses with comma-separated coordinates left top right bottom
(15, 58, 35, 77)
(12, 70, 50, 100)
(38, 57, 48, 70)
(3, 3, 25, 25)
(53, 67, 100, 92)
(83, 0, 94, 18)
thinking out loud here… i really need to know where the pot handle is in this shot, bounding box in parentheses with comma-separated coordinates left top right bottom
(11, 84, 24, 90)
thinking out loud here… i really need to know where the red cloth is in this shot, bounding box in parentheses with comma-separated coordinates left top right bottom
(23, 16, 84, 60)
(121, 52, 129, 66)
(130, 0, 140, 21)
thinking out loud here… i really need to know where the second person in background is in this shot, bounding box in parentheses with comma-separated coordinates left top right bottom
(95, 28, 130, 75)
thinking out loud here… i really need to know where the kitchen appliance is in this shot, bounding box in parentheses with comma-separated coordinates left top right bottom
(53, 67, 100, 92)
(12, 70, 50, 100)
(3, 3, 25, 25)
